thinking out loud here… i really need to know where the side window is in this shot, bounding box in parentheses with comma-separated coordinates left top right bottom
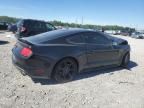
(0, 22, 4, 26)
(46, 23, 55, 31)
(31, 21, 41, 30)
(40, 22, 46, 30)
(24, 20, 35, 29)
(68, 34, 84, 44)
(84, 32, 110, 44)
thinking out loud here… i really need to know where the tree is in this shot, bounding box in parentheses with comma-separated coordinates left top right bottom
(0, 16, 19, 23)
(0, 16, 136, 32)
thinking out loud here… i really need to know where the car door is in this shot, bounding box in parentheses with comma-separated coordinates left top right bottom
(84, 32, 120, 68)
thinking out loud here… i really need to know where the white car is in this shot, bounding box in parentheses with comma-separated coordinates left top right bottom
(131, 32, 144, 39)
(142, 33, 144, 37)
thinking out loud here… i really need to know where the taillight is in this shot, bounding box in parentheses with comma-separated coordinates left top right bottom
(20, 27, 26, 32)
(20, 47, 33, 58)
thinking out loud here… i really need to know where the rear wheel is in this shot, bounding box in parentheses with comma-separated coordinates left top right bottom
(53, 58, 78, 83)
(121, 52, 130, 67)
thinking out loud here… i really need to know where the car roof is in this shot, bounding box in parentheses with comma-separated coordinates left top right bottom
(18, 19, 54, 26)
(22, 28, 95, 44)
(22, 19, 45, 22)
(31, 28, 94, 38)
(52, 28, 93, 34)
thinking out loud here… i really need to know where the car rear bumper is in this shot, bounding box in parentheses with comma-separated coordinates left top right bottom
(12, 54, 52, 79)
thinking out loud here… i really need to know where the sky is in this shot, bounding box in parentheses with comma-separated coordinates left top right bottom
(0, 0, 144, 29)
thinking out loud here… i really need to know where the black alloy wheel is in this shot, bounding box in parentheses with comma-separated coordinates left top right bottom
(121, 52, 130, 67)
(53, 58, 78, 83)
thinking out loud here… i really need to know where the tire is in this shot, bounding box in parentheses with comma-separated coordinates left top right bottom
(53, 58, 78, 83)
(121, 52, 130, 67)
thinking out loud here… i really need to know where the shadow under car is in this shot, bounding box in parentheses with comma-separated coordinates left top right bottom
(0, 40, 9, 45)
(32, 61, 138, 85)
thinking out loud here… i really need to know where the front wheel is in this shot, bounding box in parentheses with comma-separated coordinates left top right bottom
(121, 52, 130, 67)
(53, 58, 78, 83)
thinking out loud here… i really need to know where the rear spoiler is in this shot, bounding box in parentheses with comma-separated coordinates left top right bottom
(18, 38, 33, 46)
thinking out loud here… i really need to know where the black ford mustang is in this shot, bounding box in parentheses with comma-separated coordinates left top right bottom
(12, 29, 130, 82)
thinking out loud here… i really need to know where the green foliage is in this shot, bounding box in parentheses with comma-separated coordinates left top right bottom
(0, 16, 20, 24)
(49, 20, 135, 32)
(0, 16, 135, 32)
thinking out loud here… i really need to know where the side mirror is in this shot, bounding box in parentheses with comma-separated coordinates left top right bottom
(112, 41, 118, 46)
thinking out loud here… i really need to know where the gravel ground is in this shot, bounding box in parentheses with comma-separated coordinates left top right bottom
(0, 32, 144, 108)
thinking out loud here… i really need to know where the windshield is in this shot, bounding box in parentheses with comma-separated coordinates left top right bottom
(22, 29, 70, 44)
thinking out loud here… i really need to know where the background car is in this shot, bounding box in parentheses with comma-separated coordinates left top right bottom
(8, 24, 17, 33)
(120, 32, 130, 36)
(142, 33, 144, 37)
(0, 22, 8, 30)
(15, 19, 56, 38)
(131, 32, 144, 39)
(12, 29, 130, 83)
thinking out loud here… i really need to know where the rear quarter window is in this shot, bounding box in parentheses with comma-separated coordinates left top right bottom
(67, 33, 84, 44)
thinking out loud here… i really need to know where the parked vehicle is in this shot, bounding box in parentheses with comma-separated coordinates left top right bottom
(8, 24, 17, 33)
(12, 29, 130, 83)
(0, 22, 8, 30)
(15, 19, 56, 38)
(142, 33, 144, 37)
(120, 28, 135, 36)
(120, 32, 129, 36)
(113, 31, 121, 35)
(131, 32, 144, 39)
